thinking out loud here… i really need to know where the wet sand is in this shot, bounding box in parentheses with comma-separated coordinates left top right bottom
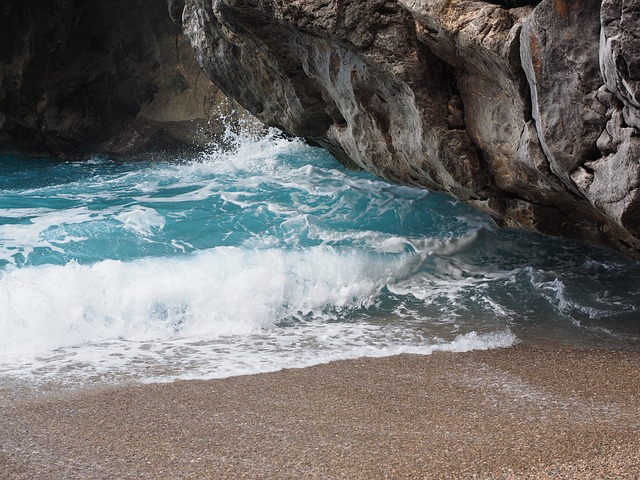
(1, 346, 639, 479)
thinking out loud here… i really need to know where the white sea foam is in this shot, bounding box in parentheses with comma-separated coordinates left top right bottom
(0, 243, 521, 384)
(115, 206, 165, 236)
(0, 207, 103, 263)
(0, 207, 60, 218)
(0, 321, 518, 386)
(0, 247, 414, 359)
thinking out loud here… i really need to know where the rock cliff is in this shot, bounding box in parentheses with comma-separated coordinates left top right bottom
(0, 0, 250, 158)
(176, 0, 640, 258)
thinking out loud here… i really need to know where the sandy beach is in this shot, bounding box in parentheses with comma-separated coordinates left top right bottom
(1, 345, 639, 479)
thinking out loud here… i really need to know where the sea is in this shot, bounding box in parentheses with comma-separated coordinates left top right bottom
(1, 128, 639, 388)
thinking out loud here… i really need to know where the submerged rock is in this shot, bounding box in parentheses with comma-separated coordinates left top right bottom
(177, 0, 640, 258)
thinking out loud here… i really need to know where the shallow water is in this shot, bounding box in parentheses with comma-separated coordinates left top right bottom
(1, 129, 639, 386)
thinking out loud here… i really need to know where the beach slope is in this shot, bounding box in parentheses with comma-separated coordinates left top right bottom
(1, 346, 639, 479)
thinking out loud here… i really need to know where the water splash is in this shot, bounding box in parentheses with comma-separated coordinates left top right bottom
(1, 129, 639, 385)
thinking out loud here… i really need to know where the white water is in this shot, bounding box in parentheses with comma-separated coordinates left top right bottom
(0, 129, 638, 387)
(0, 245, 517, 384)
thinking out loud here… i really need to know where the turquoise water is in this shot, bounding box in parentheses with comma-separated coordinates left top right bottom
(1, 129, 639, 385)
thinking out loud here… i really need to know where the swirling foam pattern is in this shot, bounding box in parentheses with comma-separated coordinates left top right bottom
(1, 129, 639, 385)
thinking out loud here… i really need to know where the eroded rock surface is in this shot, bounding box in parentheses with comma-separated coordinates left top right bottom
(178, 0, 640, 257)
(0, 0, 250, 158)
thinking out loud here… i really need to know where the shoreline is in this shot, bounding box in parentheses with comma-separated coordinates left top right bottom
(1, 345, 639, 479)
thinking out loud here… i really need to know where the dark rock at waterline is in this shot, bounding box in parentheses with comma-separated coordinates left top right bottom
(177, 0, 640, 258)
(0, 0, 253, 159)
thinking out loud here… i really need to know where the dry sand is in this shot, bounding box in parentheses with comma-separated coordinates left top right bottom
(1, 346, 639, 479)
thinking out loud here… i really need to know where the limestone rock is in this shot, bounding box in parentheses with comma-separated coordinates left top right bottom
(181, 0, 491, 202)
(600, 0, 640, 123)
(520, 0, 607, 186)
(178, 0, 640, 257)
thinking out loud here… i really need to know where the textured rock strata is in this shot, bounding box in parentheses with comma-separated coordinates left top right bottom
(179, 0, 640, 257)
(0, 0, 250, 158)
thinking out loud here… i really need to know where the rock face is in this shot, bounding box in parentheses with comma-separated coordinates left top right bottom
(178, 0, 640, 257)
(0, 0, 249, 158)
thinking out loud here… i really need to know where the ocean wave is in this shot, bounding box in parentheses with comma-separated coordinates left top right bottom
(0, 246, 421, 361)
(0, 128, 639, 386)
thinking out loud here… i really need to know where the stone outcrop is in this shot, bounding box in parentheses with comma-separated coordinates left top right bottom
(177, 0, 640, 257)
(0, 0, 251, 159)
